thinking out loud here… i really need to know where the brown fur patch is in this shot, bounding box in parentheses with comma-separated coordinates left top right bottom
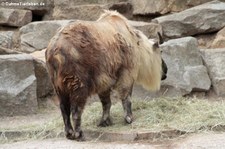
(46, 11, 162, 96)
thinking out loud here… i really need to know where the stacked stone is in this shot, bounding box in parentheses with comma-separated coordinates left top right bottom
(1, 0, 225, 116)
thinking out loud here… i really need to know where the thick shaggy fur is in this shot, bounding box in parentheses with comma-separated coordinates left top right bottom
(45, 10, 163, 140)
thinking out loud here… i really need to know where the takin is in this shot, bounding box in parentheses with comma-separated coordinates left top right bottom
(45, 10, 167, 141)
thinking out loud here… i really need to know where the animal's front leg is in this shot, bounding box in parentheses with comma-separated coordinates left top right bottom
(114, 71, 134, 124)
(98, 90, 112, 127)
(122, 94, 133, 124)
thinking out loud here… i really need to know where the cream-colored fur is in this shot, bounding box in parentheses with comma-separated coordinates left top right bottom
(98, 10, 162, 91)
(135, 30, 162, 91)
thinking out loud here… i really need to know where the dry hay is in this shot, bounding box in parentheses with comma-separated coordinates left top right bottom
(83, 97, 225, 132)
(1, 97, 225, 143)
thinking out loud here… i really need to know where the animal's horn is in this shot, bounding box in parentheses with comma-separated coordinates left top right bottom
(157, 32, 164, 45)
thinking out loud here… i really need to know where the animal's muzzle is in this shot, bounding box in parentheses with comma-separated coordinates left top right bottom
(161, 59, 167, 80)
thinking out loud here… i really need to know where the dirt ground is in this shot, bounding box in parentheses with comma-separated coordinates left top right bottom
(1, 132, 225, 149)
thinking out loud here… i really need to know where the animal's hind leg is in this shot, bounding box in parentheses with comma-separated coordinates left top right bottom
(98, 90, 112, 127)
(59, 95, 75, 140)
(70, 91, 87, 141)
(71, 103, 85, 141)
(114, 71, 134, 124)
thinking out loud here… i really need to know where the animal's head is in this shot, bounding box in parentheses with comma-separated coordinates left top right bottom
(152, 32, 167, 81)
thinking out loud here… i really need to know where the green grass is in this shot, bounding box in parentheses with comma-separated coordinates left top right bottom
(2, 97, 225, 143)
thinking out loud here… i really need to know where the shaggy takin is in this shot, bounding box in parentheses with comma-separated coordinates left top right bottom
(45, 10, 167, 141)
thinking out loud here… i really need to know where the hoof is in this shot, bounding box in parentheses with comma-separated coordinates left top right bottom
(75, 130, 85, 141)
(98, 117, 112, 127)
(125, 115, 133, 124)
(66, 129, 75, 140)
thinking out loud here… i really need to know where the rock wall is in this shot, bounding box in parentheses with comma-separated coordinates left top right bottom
(0, 54, 38, 116)
(1, 0, 225, 116)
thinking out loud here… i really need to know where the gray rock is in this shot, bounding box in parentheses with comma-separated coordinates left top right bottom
(19, 20, 72, 53)
(0, 54, 38, 116)
(0, 46, 21, 55)
(1, 0, 53, 15)
(168, 0, 225, 13)
(0, 8, 32, 27)
(187, 0, 225, 6)
(211, 27, 225, 48)
(131, 0, 169, 15)
(195, 33, 216, 49)
(131, 0, 190, 15)
(31, 50, 53, 102)
(53, 4, 106, 20)
(160, 37, 210, 96)
(53, 0, 128, 6)
(183, 65, 211, 91)
(54, 1, 130, 20)
(128, 21, 162, 38)
(131, 0, 225, 16)
(153, 1, 225, 38)
(169, 0, 191, 12)
(200, 48, 225, 96)
(0, 31, 14, 49)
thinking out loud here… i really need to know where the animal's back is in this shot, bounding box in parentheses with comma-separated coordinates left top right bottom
(46, 20, 133, 95)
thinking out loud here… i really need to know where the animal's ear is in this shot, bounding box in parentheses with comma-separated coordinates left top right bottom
(157, 32, 164, 45)
(153, 42, 159, 49)
(152, 40, 161, 53)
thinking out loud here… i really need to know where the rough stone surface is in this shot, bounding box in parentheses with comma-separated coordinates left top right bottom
(211, 27, 225, 48)
(132, 0, 225, 16)
(195, 33, 216, 49)
(200, 48, 225, 96)
(53, 0, 128, 5)
(33, 58, 53, 100)
(169, 0, 225, 12)
(128, 21, 162, 38)
(131, 0, 189, 15)
(0, 8, 32, 27)
(19, 20, 72, 53)
(132, 0, 168, 15)
(53, 0, 129, 20)
(30, 49, 53, 102)
(183, 65, 211, 91)
(0, 46, 21, 55)
(0, 0, 53, 15)
(153, 1, 225, 38)
(0, 54, 38, 116)
(0, 31, 14, 49)
(160, 37, 210, 96)
(53, 4, 106, 20)
(187, 0, 225, 6)
(169, 0, 191, 12)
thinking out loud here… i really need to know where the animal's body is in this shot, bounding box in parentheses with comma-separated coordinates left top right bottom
(45, 10, 167, 140)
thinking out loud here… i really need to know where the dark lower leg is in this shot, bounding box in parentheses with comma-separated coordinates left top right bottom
(71, 104, 85, 141)
(98, 90, 112, 127)
(119, 84, 133, 124)
(60, 101, 74, 140)
(122, 96, 133, 124)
